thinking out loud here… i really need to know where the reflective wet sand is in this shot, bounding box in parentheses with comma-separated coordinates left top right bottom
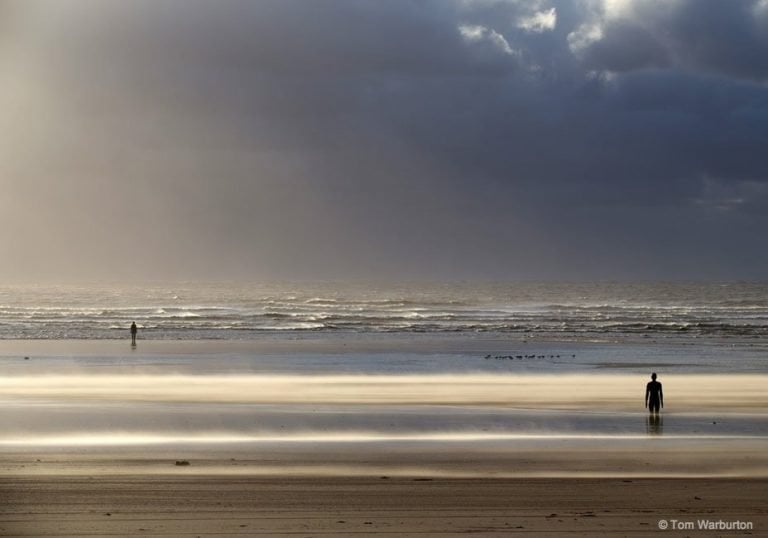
(1, 340, 766, 535)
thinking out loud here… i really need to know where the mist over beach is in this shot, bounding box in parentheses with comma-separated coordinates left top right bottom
(2, 0, 768, 535)
(1, 282, 767, 535)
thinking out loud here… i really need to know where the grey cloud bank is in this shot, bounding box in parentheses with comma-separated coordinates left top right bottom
(0, 0, 766, 281)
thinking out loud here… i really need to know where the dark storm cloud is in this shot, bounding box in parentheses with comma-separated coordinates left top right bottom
(1, 0, 767, 280)
(574, 0, 768, 80)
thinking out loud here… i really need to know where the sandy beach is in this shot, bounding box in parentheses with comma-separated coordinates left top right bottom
(1, 474, 766, 536)
(1, 339, 767, 536)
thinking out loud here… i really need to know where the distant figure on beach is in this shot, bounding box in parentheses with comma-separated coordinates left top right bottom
(130, 321, 138, 346)
(645, 372, 663, 414)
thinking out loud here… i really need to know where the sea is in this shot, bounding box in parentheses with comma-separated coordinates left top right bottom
(1, 281, 766, 341)
(1, 281, 766, 476)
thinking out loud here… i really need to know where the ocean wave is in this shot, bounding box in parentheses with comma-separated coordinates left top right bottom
(1, 282, 767, 339)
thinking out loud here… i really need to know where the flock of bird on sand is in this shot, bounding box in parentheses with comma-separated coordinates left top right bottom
(485, 353, 576, 360)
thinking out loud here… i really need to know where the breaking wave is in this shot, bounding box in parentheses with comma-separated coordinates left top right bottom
(0, 281, 766, 340)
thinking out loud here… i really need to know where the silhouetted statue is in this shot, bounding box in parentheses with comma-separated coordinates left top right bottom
(130, 321, 138, 346)
(645, 372, 663, 414)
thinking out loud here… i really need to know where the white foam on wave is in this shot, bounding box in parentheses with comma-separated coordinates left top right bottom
(1, 281, 767, 338)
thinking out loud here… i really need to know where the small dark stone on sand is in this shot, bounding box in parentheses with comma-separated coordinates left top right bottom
(24, 357, 29, 360)
(175, 460, 190, 466)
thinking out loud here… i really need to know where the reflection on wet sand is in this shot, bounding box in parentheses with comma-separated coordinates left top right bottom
(646, 413, 664, 435)
(0, 366, 766, 479)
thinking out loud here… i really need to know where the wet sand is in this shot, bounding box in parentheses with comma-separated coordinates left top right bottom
(1, 474, 766, 537)
(2, 443, 768, 536)
(3, 437, 768, 478)
(1, 339, 766, 535)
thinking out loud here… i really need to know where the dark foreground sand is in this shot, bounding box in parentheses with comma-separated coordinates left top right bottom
(1, 475, 766, 537)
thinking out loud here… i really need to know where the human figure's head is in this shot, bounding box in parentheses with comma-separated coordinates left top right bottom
(651, 372, 657, 381)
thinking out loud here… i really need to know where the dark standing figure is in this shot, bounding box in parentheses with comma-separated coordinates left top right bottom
(130, 321, 138, 346)
(645, 372, 663, 414)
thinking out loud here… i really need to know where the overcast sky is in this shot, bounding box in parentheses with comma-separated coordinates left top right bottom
(1, 0, 767, 281)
